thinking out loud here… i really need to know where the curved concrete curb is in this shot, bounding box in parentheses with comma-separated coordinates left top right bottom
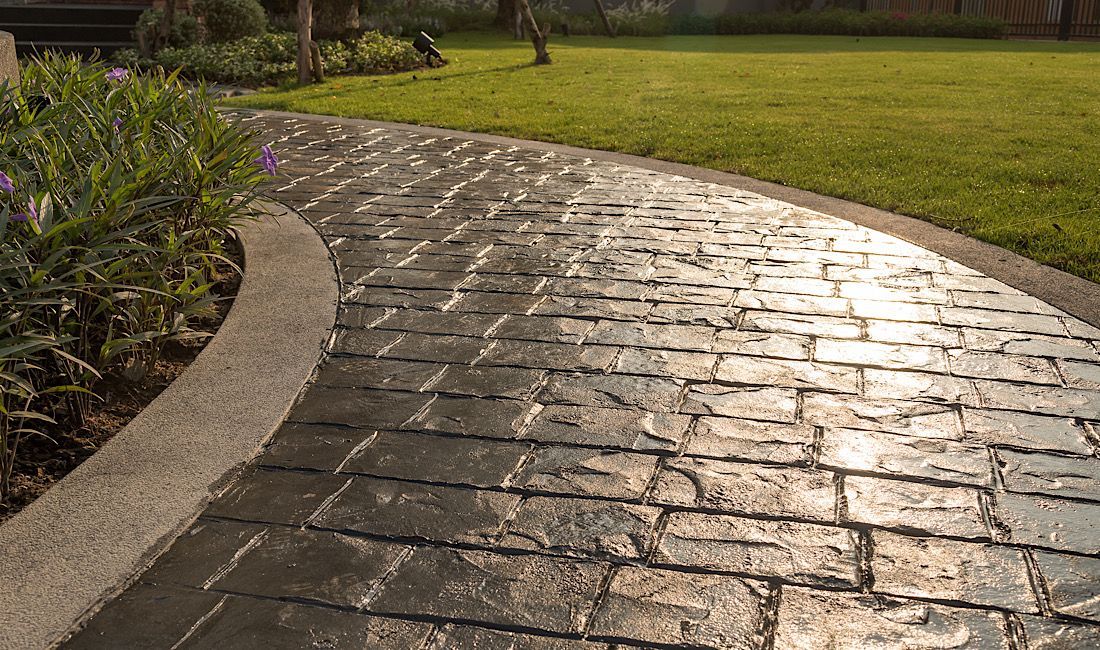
(246, 110, 1100, 328)
(0, 203, 338, 650)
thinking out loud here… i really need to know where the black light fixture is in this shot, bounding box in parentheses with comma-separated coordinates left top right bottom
(412, 31, 442, 66)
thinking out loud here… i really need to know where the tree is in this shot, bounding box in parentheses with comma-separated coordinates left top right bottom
(157, 0, 177, 50)
(593, 0, 615, 37)
(516, 0, 549, 64)
(297, 0, 313, 84)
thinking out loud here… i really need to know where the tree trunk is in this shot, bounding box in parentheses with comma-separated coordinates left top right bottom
(298, 0, 313, 84)
(516, 0, 550, 64)
(310, 40, 325, 82)
(593, 0, 616, 37)
(157, 0, 177, 50)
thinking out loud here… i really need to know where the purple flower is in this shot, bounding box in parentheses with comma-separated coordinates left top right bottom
(256, 144, 278, 176)
(11, 200, 37, 223)
(112, 117, 123, 131)
(0, 172, 13, 193)
(106, 67, 129, 82)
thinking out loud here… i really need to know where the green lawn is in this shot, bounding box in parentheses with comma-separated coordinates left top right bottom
(227, 33, 1100, 282)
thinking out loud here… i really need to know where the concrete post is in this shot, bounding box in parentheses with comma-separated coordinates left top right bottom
(0, 31, 18, 87)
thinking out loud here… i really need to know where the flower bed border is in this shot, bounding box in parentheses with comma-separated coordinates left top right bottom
(0, 202, 338, 650)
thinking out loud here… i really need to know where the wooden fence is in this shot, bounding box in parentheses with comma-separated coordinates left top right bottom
(863, 0, 1100, 40)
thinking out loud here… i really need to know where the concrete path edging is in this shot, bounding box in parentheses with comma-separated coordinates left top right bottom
(0, 202, 338, 650)
(249, 110, 1100, 329)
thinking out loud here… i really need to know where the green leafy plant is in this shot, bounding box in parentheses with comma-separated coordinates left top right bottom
(605, 0, 674, 36)
(117, 30, 424, 87)
(0, 54, 271, 501)
(134, 8, 201, 51)
(360, 0, 495, 35)
(193, 0, 269, 42)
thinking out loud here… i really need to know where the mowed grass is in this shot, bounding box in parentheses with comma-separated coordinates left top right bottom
(228, 33, 1100, 282)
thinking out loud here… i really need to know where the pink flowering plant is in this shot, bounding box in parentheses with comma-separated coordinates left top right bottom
(0, 53, 274, 499)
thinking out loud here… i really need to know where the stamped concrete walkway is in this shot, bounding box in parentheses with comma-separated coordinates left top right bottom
(66, 114, 1100, 649)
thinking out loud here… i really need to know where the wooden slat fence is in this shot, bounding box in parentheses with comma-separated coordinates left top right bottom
(864, 0, 1100, 40)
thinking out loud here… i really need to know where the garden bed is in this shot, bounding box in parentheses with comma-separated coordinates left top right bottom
(0, 243, 242, 523)
(0, 201, 339, 649)
(120, 0, 432, 88)
(1, 54, 273, 517)
(116, 30, 431, 88)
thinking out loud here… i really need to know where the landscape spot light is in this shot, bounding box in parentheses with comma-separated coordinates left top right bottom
(413, 31, 442, 66)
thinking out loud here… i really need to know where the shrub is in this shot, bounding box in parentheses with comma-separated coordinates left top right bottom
(346, 30, 427, 70)
(134, 8, 201, 49)
(363, 12, 449, 37)
(708, 9, 1006, 39)
(359, 0, 498, 36)
(532, 0, 672, 37)
(374, 2, 1004, 39)
(151, 34, 296, 85)
(117, 30, 424, 86)
(668, 14, 715, 35)
(193, 0, 269, 42)
(605, 0, 674, 36)
(259, 0, 296, 15)
(0, 54, 271, 499)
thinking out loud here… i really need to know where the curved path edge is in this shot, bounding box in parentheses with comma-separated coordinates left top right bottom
(0, 202, 339, 650)
(252, 109, 1100, 328)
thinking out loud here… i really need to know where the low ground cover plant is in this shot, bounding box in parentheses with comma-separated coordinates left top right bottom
(0, 54, 271, 501)
(117, 30, 424, 86)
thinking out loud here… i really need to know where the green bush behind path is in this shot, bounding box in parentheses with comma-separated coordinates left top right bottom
(228, 33, 1100, 282)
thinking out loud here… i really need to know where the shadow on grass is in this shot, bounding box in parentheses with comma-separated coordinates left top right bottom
(386, 60, 538, 87)
(264, 59, 534, 97)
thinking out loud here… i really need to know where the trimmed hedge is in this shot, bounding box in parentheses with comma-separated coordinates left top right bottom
(694, 9, 1008, 38)
(115, 30, 425, 87)
(261, 5, 1006, 40)
(550, 8, 1007, 39)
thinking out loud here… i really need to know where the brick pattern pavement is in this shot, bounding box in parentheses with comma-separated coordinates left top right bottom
(65, 114, 1100, 649)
